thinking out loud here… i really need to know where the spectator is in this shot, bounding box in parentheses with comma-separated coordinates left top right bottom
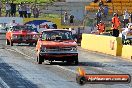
(123, 10, 129, 28)
(119, 24, 132, 44)
(93, 0, 98, 3)
(104, 5, 109, 17)
(21, 2, 27, 18)
(52, 24, 57, 29)
(98, 0, 104, 7)
(96, 10, 102, 25)
(71, 28, 76, 35)
(69, 14, 74, 25)
(5, 2, 11, 17)
(96, 21, 105, 34)
(64, 12, 68, 24)
(111, 13, 121, 37)
(10, 1, 16, 17)
(18, 4, 23, 17)
(106, 0, 111, 3)
(0, 1, 2, 17)
(26, 5, 31, 18)
(32, 6, 39, 18)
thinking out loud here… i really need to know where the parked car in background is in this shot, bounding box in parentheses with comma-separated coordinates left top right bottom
(6, 25, 39, 46)
(36, 29, 78, 65)
(0, 24, 8, 33)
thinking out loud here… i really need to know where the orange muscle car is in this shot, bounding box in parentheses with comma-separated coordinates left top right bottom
(6, 25, 39, 46)
(36, 29, 78, 64)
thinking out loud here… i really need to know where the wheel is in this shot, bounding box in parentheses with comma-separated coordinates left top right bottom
(29, 43, 33, 46)
(6, 39, 10, 45)
(34, 42, 37, 45)
(75, 60, 79, 65)
(37, 54, 43, 64)
(10, 40, 13, 46)
(66, 60, 72, 65)
(74, 56, 79, 65)
(49, 60, 53, 64)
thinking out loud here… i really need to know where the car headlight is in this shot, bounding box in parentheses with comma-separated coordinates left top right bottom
(12, 35, 18, 39)
(71, 46, 77, 51)
(40, 46, 47, 52)
(32, 35, 38, 40)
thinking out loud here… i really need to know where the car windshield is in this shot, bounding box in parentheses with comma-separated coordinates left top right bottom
(42, 30, 73, 40)
(12, 25, 34, 31)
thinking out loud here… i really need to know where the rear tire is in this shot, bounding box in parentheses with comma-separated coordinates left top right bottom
(6, 39, 10, 45)
(37, 54, 43, 64)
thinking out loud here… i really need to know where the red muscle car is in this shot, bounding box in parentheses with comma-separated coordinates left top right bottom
(6, 25, 39, 46)
(36, 29, 78, 65)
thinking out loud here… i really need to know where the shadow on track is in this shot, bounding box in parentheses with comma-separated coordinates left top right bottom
(0, 59, 38, 88)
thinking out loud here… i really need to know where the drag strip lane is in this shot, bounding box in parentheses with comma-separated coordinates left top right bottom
(1, 34, 132, 88)
(8, 45, 132, 88)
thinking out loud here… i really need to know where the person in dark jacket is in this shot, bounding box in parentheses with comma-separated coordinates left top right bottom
(10, 2, 16, 17)
(106, 0, 111, 3)
(93, 0, 98, 3)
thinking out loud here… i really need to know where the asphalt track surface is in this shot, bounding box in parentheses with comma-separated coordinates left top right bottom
(0, 34, 132, 88)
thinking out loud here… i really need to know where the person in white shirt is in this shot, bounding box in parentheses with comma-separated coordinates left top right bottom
(18, 4, 22, 17)
(119, 24, 132, 43)
(123, 10, 129, 28)
(5, 2, 11, 17)
(26, 5, 31, 18)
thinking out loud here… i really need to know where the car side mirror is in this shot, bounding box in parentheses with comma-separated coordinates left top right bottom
(39, 35, 42, 40)
(39, 35, 42, 38)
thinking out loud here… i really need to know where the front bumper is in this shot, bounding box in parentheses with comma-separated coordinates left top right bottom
(12, 39, 37, 43)
(39, 51, 78, 60)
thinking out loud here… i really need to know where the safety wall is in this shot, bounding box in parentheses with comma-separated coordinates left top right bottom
(81, 34, 123, 56)
(122, 45, 132, 60)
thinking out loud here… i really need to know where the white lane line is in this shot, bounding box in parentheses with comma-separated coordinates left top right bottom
(55, 65, 77, 74)
(0, 77, 10, 88)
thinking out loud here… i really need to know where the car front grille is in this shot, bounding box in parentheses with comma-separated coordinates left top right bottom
(47, 47, 72, 51)
(17, 35, 32, 40)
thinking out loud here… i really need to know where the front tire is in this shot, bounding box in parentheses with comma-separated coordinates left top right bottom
(37, 54, 43, 64)
(10, 40, 13, 46)
(29, 43, 33, 46)
(74, 56, 79, 65)
(6, 39, 10, 45)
